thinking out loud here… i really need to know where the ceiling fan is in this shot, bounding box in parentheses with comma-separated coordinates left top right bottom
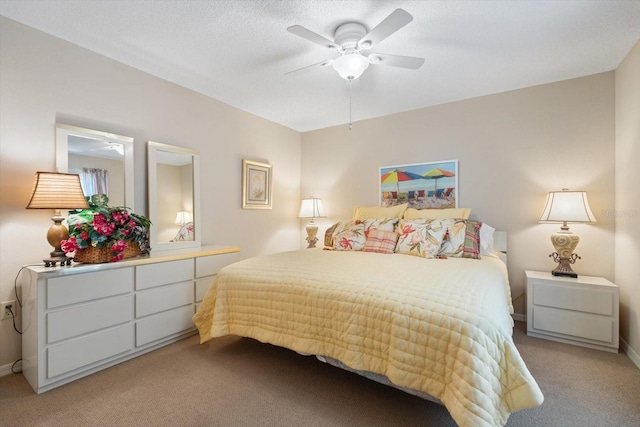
(286, 8, 425, 81)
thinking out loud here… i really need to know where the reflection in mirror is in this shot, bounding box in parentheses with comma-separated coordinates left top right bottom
(148, 141, 201, 250)
(55, 124, 134, 211)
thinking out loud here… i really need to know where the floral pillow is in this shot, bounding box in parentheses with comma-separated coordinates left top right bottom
(438, 219, 467, 257)
(362, 229, 399, 254)
(362, 218, 398, 238)
(395, 219, 447, 258)
(324, 222, 340, 248)
(332, 221, 366, 251)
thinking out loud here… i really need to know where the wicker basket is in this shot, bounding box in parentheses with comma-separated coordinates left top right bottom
(74, 242, 142, 264)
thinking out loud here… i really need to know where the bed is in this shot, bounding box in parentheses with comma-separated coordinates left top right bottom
(193, 215, 543, 427)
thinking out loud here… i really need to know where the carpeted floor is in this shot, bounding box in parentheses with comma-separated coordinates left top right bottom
(1, 322, 639, 426)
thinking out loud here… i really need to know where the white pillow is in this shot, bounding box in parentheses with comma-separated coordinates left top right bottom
(479, 223, 496, 256)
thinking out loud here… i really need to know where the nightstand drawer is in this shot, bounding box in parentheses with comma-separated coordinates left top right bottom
(532, 281, 614, 316)
(532, 305, 614, 343)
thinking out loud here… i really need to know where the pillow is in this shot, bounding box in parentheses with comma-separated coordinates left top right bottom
(395, 219, 447, 258)
(332, 221, 366, 251)
(362, 218, 398, 237)
(479, 223, 496, 256)
(324, 222, 340, 248)
(403, 207, 471, 220)
(438, 219, 467, 257)
(353, 203, 408, 220)
(461, 220, 483, 259)
(362, 229, 399, 254)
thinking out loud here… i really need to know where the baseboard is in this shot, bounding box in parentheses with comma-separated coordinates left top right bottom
(0, 361, 18, 377)
(512, 313, 526, 322)
(620, 337, 640, 371)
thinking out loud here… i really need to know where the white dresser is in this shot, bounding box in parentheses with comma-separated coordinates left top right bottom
(526, 270, 619, 353)
(22, 245, 240, 393)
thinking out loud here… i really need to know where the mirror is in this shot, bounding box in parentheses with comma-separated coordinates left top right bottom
(147, 141, 201, 250)
(55, 123, 135, 211)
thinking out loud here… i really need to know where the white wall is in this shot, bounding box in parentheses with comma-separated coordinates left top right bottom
(615, 40, 640, 365)
(301, 73, 616, 318)
(0, 17, 302, 367)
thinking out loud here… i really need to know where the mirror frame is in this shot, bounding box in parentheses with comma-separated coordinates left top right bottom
(55, 123, 135, 211)
(147, 140, 201, 251)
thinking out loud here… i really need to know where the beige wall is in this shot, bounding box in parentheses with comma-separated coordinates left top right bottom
(301, 73, 616, 319)
(0, 18, 301, 367)
(615, 40, 640, 365)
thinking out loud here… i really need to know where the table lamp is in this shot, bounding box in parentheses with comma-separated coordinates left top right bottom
(298, 197, 326, 248)
(174, 211, 192, 225)
(26, 172, 89, 266)
(539, 189, 596, 278)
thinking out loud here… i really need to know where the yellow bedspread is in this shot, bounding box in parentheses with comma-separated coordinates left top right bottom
(193, 250, 543, 426)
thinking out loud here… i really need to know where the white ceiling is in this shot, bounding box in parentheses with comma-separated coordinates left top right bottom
(1, 0, 639, 132)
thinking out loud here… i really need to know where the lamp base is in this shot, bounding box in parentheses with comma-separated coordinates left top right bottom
(43, 210, 73, 267)
(305, 224, 319, 249)
(549, 252, 580, 278)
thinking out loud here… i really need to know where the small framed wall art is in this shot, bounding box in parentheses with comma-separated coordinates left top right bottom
(242, 159, 272, 209)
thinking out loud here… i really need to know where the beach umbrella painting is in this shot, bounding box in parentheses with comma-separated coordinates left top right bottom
(381, 169, 424, 193)
(422, 168, 455, 196)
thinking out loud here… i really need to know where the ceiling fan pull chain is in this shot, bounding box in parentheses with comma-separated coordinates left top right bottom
(348, 78, 353, 130)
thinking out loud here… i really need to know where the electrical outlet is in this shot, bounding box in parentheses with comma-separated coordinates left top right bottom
(1, 300, 16, 321)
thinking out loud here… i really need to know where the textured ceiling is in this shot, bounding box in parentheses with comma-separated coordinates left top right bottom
(1, 0, 639, 132)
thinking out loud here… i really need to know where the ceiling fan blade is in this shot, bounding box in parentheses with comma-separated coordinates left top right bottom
(357, 9, 413, 50)
(287, 25, 340, 50)
(285, 59, 334, 76)
(368, 53, 425, 69)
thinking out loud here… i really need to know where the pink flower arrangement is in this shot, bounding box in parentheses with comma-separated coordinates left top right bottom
(61, 196, 150, 262)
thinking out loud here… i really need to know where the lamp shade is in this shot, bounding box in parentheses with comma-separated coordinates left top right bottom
(298, 197, 326, 219)
(539, 190, 596, 223)
(26, 172, 89, 210)
(175, 211, 192, 225)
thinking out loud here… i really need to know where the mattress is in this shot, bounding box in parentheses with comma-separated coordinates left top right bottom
(193, 249, 543, 426)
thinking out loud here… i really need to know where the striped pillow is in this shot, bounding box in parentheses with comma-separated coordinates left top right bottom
(363, 229, 399, 254)
(462, 220, 483, 259)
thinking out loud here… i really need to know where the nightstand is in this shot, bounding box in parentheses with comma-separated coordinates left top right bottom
(526, 270, 619, 353)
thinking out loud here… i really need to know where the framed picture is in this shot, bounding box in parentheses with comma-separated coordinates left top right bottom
(379, 160, 458, 209)
(242, 159, 272, 209)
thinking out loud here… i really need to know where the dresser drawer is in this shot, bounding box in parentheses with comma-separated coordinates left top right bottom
(135, 305, 195, 347)
(47, 324, 132, 378)
(135, 281, 193, 318)
(532, 281, 614, 316)
(531, 305, 614, 343)
(135, 259, 193, 290)
(47, 295, 132, 343)
(47, 268, 134, 308)
(195, 253, 238, 278)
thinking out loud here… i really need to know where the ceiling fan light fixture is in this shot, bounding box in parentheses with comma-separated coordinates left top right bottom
(332, 52, 369, 80)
